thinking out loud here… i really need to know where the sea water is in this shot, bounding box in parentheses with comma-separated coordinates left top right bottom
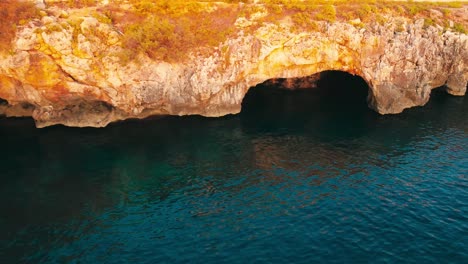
(0, 72, 466, 263)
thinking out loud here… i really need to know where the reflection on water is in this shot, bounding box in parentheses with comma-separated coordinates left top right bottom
(0, 74, 467, 263)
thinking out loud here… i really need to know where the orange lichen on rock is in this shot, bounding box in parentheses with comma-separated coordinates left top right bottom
(24, 53, 63, 87)
(0, 1, 39, 52)
(0, 75, 21, 101)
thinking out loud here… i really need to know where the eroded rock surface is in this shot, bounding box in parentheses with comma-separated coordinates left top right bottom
(0, 5, 466, 127)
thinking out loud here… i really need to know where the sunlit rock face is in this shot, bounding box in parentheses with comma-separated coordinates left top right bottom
(0, 5, 466, 127)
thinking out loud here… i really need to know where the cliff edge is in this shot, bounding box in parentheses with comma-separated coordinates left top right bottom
(0, 1, 466, 127)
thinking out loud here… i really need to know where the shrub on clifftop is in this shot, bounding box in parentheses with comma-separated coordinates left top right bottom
(316, 4, 336, 23)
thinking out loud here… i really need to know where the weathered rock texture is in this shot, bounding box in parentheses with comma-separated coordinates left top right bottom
(0, 6, 466, 127)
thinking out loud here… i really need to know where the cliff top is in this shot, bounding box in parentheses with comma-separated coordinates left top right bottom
(1, 0, 467, 62)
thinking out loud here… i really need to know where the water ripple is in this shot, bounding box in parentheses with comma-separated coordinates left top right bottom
(0, 90, 467, 263)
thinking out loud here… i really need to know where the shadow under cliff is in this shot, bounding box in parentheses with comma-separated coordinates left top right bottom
(240, 71, 376, 138)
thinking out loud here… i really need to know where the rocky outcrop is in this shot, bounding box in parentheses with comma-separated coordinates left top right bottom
(0, 6, 466, 127)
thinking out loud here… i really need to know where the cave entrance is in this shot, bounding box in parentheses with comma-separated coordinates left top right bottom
(0, 98, 8, 117)
(241, 71, 370, 117)
(240, 71, 374, 132)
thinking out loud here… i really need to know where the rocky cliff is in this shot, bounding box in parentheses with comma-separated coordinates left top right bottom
(0, 2, 466, 127)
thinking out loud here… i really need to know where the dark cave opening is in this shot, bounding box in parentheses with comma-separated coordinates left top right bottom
(0, 98, 9, 117)
(241, 71, 371, 118)
(0, 98, 8, 106)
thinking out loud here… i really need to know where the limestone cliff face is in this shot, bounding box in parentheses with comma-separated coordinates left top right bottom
(0, 7, 466, 127)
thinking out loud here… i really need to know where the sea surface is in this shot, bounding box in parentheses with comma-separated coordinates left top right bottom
(0, 72, 467, 263)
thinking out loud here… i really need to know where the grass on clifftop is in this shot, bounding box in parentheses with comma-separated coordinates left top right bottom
(115, 1, 240, 62)
(99, 0, 468, 62)
(2, 0, 467, 62)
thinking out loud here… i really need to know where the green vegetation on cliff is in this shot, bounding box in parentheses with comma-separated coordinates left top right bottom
(2, 0, 467, 62)
(103, 0, 468, 62)
(115, 1, 239, 61)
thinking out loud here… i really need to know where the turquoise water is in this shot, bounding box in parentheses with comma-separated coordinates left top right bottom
(0, 73, 467, 263)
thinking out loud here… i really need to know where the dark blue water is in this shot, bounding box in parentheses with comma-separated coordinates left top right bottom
(0, 73, 467, 263)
